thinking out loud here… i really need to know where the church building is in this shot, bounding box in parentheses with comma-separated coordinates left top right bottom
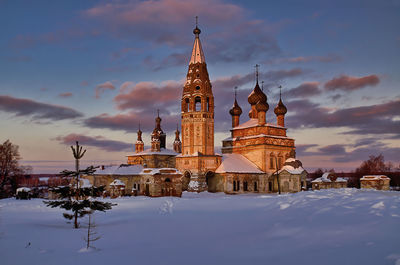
(84, 22, 307, 196)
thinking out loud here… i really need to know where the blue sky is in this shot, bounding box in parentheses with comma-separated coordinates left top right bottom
(0, 0, 399, 173)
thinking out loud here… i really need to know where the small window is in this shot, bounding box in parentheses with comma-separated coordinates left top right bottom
(254, 182, 258, 191)
(185, 98, 190, 112)
(207, 97, 210, 111)
(233, 181, 236, 191)
(237, 181, 240, 191)
(244, 181, 248, 191)
(196, 86, 200, 90)
(270, 157, 274, 169)
(195, 97, 201, 111)
(278, 157, 283, 169)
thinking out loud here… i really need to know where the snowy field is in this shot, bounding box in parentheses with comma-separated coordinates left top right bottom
(1, 189, 400, 265)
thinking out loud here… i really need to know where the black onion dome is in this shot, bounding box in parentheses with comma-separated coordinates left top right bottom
(229, 99, 242, 116)
(193, 26, 201, 35)
(248, 82, 267, 105)
(274, 98, 287, 115)
(255, 100, 269, 112)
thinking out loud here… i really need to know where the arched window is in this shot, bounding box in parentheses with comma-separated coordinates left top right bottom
(270, 157, 274, 169)
(207, 97, 210, 111)
(196, 85, 200, 90)
(185, 98, 190, 112)
(278, 157, 283, 169)
(195, 97, 201, 111)
(237, 181, 240, 191)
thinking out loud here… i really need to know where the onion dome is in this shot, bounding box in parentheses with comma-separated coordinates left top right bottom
(274, 98, 287, 116)
(255, 100, 269, 112)
(229, 99, 242, 116)
(248, 82, 267, 105)
(193, 26, 201, 35)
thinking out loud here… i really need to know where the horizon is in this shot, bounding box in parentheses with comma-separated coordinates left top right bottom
(1, 0, 399, 174)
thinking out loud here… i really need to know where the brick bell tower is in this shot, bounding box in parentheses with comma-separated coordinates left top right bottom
(175, 19, 221, 192)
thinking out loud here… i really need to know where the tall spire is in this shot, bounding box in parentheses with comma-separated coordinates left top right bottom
(190, 16, 206, 65)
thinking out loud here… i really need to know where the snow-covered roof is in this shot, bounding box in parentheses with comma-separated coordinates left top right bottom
(361, 175, 390, 180)
(16, 187, 31, 192)
(312, 173, 347, 183)
(140, 168, 181, 175)
(39, 177, 49, 182)
(94, 164, 144, 175)
(176, 152, 222, 158)
(233, 119, 285, 130)
(224, 134, 291, 142)
(278, 165, 305, 175)
(110, 179, 126, 186)
(80, 178, 92, 188)
(285, 158, 296, 163)
(215, 154, 264, 174)
(127, 148, 178, 157)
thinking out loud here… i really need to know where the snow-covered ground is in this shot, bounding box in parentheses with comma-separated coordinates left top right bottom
(1, 189, 399, 265)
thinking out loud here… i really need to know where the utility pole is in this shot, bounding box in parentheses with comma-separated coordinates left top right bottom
(275, 157, 281, 194)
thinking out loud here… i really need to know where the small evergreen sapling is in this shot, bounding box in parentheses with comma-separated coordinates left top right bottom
(44, 141, 114, 228)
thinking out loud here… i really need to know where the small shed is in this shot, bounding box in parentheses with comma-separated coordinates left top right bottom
(109, 179, 126, 198)
(360, 175, 390, 190)
(312, 172, 347, 190)
(16, 187, 31, 200)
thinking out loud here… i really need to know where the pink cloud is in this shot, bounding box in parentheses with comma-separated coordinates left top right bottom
(0, 95, 83, 120)
(55, 133, 131, 152)
(59, 92, 73, 98)
(324, 74, 380, 91)
(114, 81, 181, 110)
(95, 81, 116, 98)
(84, 112, 179, 133)
(84, 0, 243, 27)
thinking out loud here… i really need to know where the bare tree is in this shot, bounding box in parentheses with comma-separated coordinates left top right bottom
(356, 154, 386, 174)
(0, 140, 28, 197)
(84, 211, 101, 250)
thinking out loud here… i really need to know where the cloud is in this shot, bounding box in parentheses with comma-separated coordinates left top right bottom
(80, 81, 89, 87)
(0, 95, 83, 121)
(282, 82, 321, 98)
(213, 68, 307, 92)
(59, 92, 73, 98)
(285, 98, 400, 136)
(299, 141, 400, 163)
(324, 74, 380, 91)
(114, 81, 181, 111)
(9, 28, 94, 50)
(84, 0, 243, 39)
(83, 0, 283, 66)
(84, 112, 179, 133)
(55, 133, 132, 152)
(95, 81, 116, 98)
(266, 54, 341, 65)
